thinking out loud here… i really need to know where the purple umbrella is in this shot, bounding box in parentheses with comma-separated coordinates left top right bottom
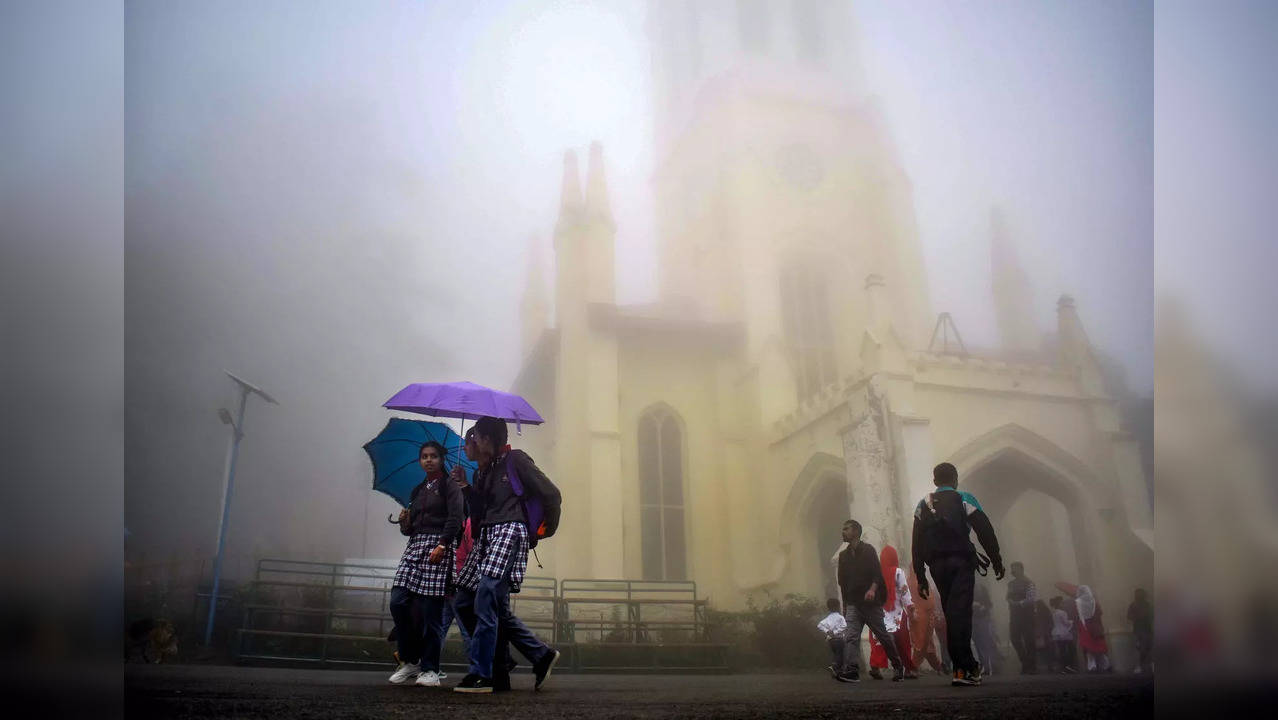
(382, 381, 545, 432)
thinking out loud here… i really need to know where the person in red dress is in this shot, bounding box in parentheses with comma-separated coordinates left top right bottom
(1074, 585, 1111, 672)
(867, 546, 919, 679)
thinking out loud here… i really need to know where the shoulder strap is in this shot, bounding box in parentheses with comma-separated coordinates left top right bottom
(505, 452, 525, 497)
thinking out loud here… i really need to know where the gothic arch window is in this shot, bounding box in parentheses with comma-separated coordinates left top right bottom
(780, 258, 837, 401)
(638, 406, 687, 581)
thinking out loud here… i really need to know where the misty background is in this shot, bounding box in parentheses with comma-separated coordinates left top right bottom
(124, 0, 1153, 576)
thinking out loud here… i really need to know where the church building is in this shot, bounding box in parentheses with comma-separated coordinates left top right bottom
(509, 1, 1153, 643)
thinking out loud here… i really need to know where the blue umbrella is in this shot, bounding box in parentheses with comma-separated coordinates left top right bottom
(363, 417, 476, 509)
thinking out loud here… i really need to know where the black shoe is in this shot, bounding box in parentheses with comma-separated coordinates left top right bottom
(453, 674, 493, 694)
(493, 676, 512, 693)
(969, 666, 984, 685)
(533, 649, 560, 691)
(892, 666, 906, 682)
(836, 670, 860, 683)
(826, 664, 840, 680)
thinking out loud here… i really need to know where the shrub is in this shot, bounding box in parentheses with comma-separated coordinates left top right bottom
(706, 590, 828, 670)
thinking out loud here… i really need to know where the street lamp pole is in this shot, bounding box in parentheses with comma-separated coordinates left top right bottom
(204, 371, 277, 646)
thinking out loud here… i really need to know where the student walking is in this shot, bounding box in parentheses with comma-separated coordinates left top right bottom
(436, 514, 474, 674)
(1127, 588, 1153, 674)
(911, 462, 1005, 686)
(817, 598, 848, 680)
(388, 441, 465, 687)
(434, 457, 478, 680)
(971, 581, 1001, 675)
(1006, 562, 1039, 674)
(1050, 596, 1077, 673)
(835, 519, 905, 683)
(450, 417, 562, 694)
(1034, 599, 1056, 671)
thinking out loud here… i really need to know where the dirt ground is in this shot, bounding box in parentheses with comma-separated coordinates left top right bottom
(125, 664, 1153, 719)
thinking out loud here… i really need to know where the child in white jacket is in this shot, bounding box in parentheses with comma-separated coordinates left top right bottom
(1050, 596, 1077, 673)
(817, 597, 849, 679)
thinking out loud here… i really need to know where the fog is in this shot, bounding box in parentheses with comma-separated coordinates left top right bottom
(123, 0, 1152, 582)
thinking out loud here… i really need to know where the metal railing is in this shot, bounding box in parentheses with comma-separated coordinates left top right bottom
(234, 559, 726, 672)
(555, 578, 723, 672)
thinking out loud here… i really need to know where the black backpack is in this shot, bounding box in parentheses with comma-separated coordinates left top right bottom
(917, 491, 991, 575)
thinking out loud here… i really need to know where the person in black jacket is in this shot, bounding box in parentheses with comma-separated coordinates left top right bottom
(911, 462, 1004, 687)
(1006, 562, 1039, 674)
(451, 416, 562, 694)
(387, 441, 465, 687)
(836, 519, 905, 683)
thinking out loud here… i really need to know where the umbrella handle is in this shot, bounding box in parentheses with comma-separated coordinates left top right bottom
(387, 513, 401, 524)
(457, 418, 466, 466)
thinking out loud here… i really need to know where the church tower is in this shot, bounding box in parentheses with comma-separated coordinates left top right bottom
(552, 143, 624, 579)
(989, 207, 1039, 352)
(647, 0, 932, 423)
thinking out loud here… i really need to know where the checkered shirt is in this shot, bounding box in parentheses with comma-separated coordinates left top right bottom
(454, 521, 528, 594)
(392, 532, 453, 597)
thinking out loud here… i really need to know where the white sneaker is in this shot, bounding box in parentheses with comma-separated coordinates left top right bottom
(415, 670, 441, 687)
(437, 671, 448, 680)
(389, 662, 421, 684)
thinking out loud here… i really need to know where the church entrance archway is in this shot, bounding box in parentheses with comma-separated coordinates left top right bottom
(949, 427, 1103, 645)
(805, 473, 849, 602)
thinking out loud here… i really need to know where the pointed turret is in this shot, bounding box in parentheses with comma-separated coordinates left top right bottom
(557, 149, 583, 226)
(555, 149, 585, 330)
(990, 207, 1038, 352)
(584, 140, 614, 226)
(521, 235, 549, 357)
(860, 273, 910, 374)
(1057, 294, 1105, 395)
(581, 141, 615, 304)
(865, 273, 887, 330)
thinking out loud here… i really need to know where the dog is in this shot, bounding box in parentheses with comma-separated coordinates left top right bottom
(126, 618, 179, 663)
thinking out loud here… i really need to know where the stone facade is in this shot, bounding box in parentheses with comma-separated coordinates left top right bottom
(507, 2, 1153, 665)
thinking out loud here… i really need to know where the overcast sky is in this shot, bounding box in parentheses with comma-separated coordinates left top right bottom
(124, 0, 1159, 566)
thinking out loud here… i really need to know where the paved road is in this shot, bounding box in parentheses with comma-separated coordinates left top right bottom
(125, 665, 1153, 719)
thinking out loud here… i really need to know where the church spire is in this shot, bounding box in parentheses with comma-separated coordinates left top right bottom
(584, 141, 613, 225)
(558, 149, 583, 222)
(581, 141, 615, 304)
(990, 207, 1038, 352)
